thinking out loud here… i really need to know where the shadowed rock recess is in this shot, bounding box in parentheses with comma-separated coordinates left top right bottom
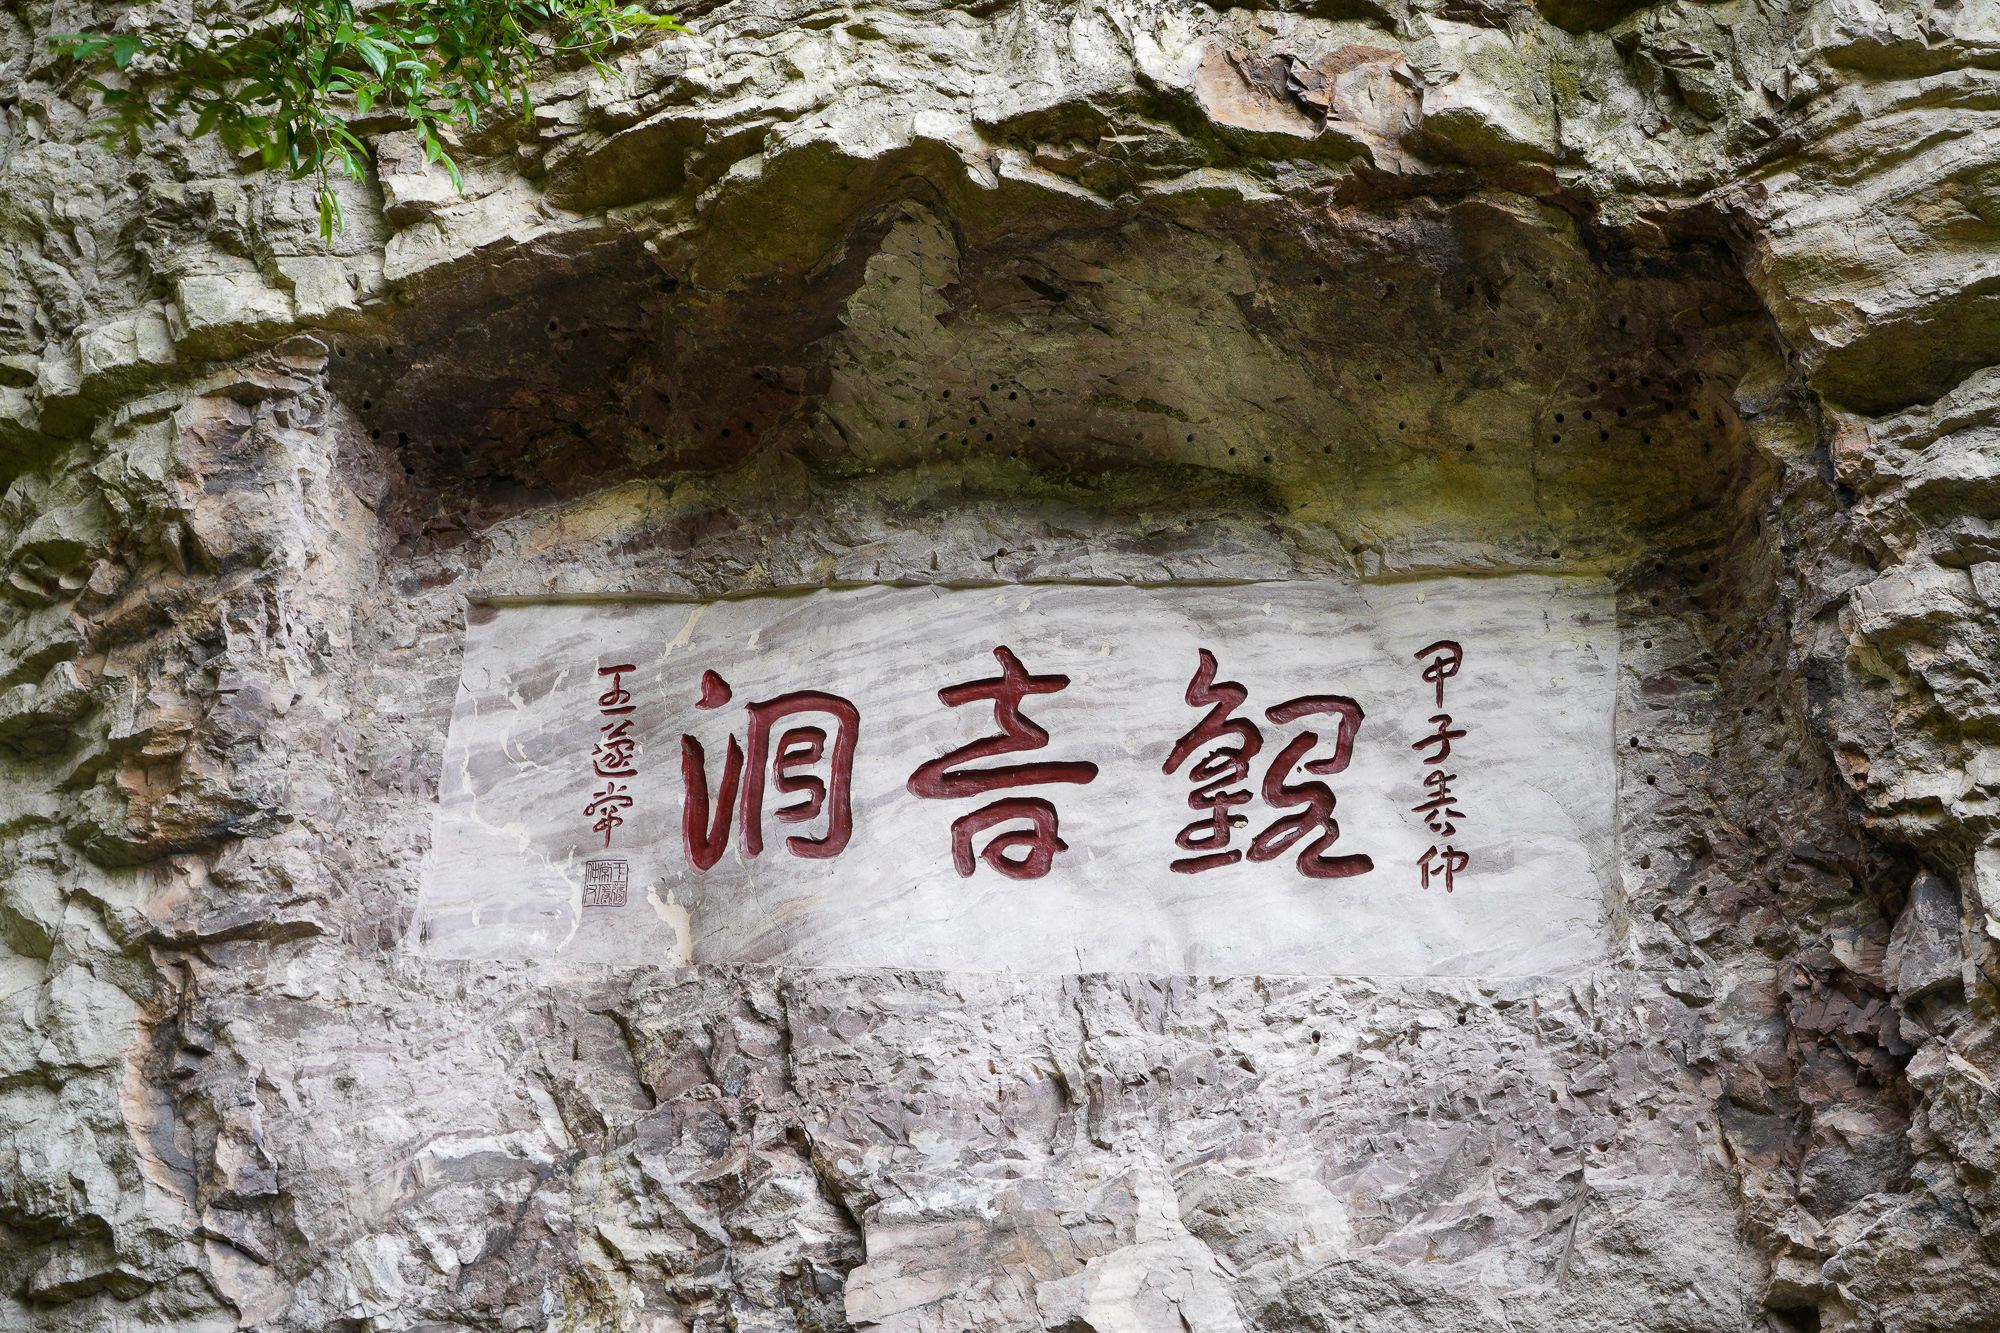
(4, 0, 2000, 1328)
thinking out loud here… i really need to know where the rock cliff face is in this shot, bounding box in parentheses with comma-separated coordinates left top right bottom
(4, 0, 2000, 1329)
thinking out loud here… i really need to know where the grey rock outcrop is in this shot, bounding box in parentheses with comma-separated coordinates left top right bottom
(5, 0, 2000, 1330)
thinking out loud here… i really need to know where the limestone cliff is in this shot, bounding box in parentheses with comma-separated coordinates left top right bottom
(3, 0, 2000, 1329)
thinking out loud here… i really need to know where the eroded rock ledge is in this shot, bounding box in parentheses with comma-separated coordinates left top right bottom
(4, 1, 2000, 1330)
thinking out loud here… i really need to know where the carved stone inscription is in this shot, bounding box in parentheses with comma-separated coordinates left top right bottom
(419, 579, 1616, 975)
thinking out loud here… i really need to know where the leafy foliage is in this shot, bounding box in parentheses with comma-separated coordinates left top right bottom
(51, 0, 683, 240)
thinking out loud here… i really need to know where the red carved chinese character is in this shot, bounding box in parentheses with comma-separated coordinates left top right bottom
(1163, 649, 1263, 874)
(584, 780, 634, 847)
(949, 797, 1067, 878)
(1411, 713, 1466, 765)
(1417, 843, 1469, 892)
(1248, 695, 1373, 880)
(597, 664, 638, 715)
(742, 693, 860, 859)
(1410, 766, 1464, 835)
(909, 646, 1097, 879)
(1414, 640, 1463, 708)
(585, 663, 642, 847)
(680, 734, 742, 871)
(680, 674, 859, 871)
(592, 717, 638, 778)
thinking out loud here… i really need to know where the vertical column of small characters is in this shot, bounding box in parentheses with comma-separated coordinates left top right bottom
(1411, 640, 1469, 892)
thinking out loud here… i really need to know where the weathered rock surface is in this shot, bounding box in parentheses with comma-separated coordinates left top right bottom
(3, 0, 2000, 1329)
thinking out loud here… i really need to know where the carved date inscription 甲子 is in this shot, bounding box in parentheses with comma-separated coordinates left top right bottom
(418, 579, 1616, 975)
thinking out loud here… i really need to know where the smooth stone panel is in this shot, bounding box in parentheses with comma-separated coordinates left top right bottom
(418, 578, 1617, 976)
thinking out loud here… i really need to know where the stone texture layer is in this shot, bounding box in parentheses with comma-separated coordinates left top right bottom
(3, 0, 1999, 1331)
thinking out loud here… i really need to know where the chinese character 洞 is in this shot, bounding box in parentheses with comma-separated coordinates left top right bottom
(1414, 639, 1463, 708)
(680, 672, 860, 871)
(1417, 843, 1469, 892)
(1163, 649, 1263, 874)
(909, 645, 1098, 879)
(1249, 695, 1374, 880)
(584, 780, 634, 847)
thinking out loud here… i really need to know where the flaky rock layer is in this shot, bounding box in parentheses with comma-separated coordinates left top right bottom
(4, 1, 2000, 1330)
